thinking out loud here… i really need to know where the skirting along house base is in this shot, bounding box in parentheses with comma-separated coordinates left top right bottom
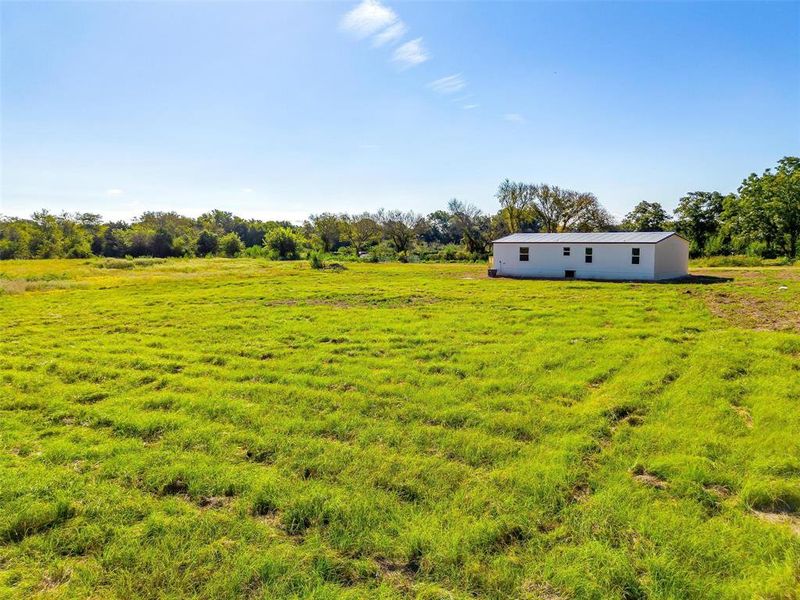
(491, 232, 689, 281)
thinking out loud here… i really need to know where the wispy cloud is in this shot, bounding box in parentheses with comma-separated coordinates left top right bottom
(504, 113, 527, 123)
(340, 1, 429, 71)
(392, 38, 429, 69)
(241, 188, 254, 193)
(428, 74, 466, 95)
(372, 21, 406, 47)
(106, 188, 124, 196)
(340, 1, 479, 108)
(340, 0, 398, 39)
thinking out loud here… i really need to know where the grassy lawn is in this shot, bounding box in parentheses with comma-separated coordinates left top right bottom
(0, 258, 798, 599)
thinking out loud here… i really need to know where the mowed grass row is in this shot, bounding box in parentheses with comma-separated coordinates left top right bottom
(0, 259, 798, 599)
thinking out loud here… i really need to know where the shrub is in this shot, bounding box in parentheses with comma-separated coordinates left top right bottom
(704, 234, 729, 257)
(172, 235, 196, 257)
(440, 244, 460, 261)
(65, 238, 93, 259)
(364, 241, 397, 263)
(745, 241, 769, 258)
(151, 230, 176, 258)
(219, 232, 244, 257)
(121, 230, 152, 257)
(196, 230, 219, 256)
(335, 246, 357, 261)
(264, 227, 304, 260)
(309, 251, 325, 270)
(242, 245, 267, 258)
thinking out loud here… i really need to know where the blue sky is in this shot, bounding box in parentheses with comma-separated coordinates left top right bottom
(2, 1, 798, 222)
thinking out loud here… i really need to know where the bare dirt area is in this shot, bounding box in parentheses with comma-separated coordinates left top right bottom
(693, 268, 799, 331)
(752, 510, 800, 536)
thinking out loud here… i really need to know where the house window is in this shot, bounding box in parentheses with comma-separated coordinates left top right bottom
(563, 247, 570, 256)
(585, 247, 593, 263)
(519, 247, 529, 262)
(631, 247, 640, 265)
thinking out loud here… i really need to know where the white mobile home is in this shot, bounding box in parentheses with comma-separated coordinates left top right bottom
(491, 232, 689, 281)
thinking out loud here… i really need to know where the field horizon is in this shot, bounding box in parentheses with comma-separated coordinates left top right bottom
(1, 258, 798, 598)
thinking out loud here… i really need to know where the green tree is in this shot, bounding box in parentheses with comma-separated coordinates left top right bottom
(674, 192, 725, 256)
(232, 219, 267, 247)
(621, 201, 671, 232)
(264, 227, 303, 260)
(377, 210, 419, 254)
(72, 213, 105, 255)
(419, 210, 458, 245)
(137, 211, 195, 236)
(307, 213, 342, 253)
(173, 232, 198, 257)
(219, 232, 244, 257)
(447, 199, 491, 257)
(123, 228, 154, 256)
(151, 230, 176, 258)
(528, 185, 612, 232)
(59, 214, 93, 258)
(198, 210, 235, 234)
(341, 214, 381, 255)
(496, 179, 534, 233)
(100, 223, 129, 257)
(737, 156, 800, 258)
(196, 230, 219, 256)
(30, 210, 64, 258)
(0, 219, 34, 259)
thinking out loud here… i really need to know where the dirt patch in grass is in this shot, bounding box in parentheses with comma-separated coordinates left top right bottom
(374, 560, 416, 595)
(701, 272, 799, 331)
(161, 479, 189, 496)
(705, 293, 798, 331)
(520, 580, 566, 600)
(198, 496, 231, 509)
(606, 404, 646, 429)
(38, 568, 72, 593)
(732, 405, 753, 428)
(632, 466, 668, 490)
(633, 473, 668, 489)
(375, 556, 420, 585)
(752, 510, 800, 536)
(570, 482, 592, 503)
(705, 484, 732, 499)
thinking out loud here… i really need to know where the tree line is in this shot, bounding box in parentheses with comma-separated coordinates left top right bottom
(621, 157, 799, 258)
(1, 156, 797, 261)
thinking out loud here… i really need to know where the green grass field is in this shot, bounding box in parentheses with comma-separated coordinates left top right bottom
(1, 259, 798, 599)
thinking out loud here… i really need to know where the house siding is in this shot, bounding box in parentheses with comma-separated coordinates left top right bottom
(653, 236, 690, 280)
(493, 242, 658, 280)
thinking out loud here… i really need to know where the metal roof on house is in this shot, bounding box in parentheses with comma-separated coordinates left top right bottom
(492, 232, 683, 244)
